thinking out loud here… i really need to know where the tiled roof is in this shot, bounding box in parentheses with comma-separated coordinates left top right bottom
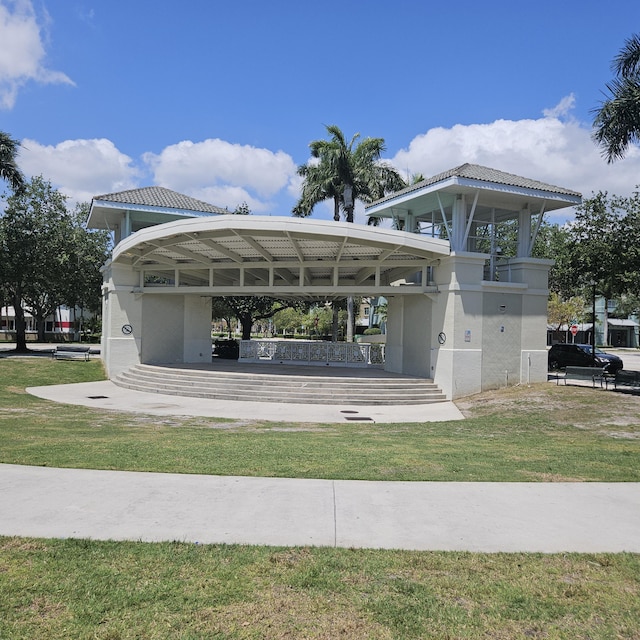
(366, 163, 582, 208)
(93, 186, 228, 215)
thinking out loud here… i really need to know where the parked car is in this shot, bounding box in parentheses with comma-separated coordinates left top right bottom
(548, 343, 623, 373)
(213, 338, 239, 359)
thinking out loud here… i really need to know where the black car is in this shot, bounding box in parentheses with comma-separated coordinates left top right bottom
(548, 343, 624, 373)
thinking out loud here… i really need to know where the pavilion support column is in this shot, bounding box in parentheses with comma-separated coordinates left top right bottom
(430, 252, 486, 399)
(517, 206, 531, 257)
(100, 262, 143, 378)
(451, 195, 467, 252)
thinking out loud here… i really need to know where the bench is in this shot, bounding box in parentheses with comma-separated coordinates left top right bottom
(607, 369, 640, 392)
(560, 366, 606, 388)
(52, 345, 91, 361)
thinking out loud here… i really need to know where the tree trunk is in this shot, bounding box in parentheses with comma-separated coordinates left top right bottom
(12, 293, 28, 352)
(346, 296, 354, 342)
(240, 314, 253, 341)
(36, 316, 46, 342)
(332, 304, 339, 342)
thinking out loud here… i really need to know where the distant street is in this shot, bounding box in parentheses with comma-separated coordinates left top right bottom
(609, 349, 640, 372)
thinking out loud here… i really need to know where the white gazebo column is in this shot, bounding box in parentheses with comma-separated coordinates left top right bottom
(450, 195, 467, 252)
(507, 257, 553, 384)
(101, 262, 143, 378)
(517, 206, 531, 257)
(430, 252, 487, 399)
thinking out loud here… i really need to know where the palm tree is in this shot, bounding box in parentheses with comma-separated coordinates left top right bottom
(293, 125, 404, 222)
(592, 33, 640, 162)
(293, 125, 404, 340)
(0, 131, 25, 192)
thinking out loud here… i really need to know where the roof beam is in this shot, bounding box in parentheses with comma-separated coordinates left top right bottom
(234, 231, 274, 262)
(198, 238, 244, 263)
(286, 232, 306, 263)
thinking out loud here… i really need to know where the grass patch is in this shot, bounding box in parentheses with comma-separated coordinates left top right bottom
(1, 537, 638, 639)
(0, 359, 639, 480)
(1, 360, 639, 638)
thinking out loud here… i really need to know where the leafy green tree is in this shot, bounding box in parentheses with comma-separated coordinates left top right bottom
(0, 177, 69, 349)
(219, 296, 310, 341)
(0, 178, 109, 347)
(307, 304, 334, 337)
(272, 306, 307, 335)
(570, 192, 628, 298)
(567, 192, 636, 345)
(211, 298, 237, 337)
(61, 203, 111, 335)
(0, 131, 25, 193)
(592, 33, 640, 162)
(532, 223, 577, 298)
(547, 292, 587, 331)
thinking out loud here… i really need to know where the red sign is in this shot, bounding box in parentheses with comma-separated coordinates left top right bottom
(570, 324, 579, 336)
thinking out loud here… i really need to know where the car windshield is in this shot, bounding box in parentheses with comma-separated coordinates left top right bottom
(577, 345, 605, 355)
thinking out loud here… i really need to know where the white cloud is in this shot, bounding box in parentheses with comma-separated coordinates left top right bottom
(0, 0, 74, 109)
(390, 96, 640, 222)
(143, 138, 298, 212)
(543, 93, 576, 118)
(15, 95, 640, 225)
(19, 138, 140, 204)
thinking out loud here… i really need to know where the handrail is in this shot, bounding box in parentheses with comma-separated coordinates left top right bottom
(239, 339, 385, 368)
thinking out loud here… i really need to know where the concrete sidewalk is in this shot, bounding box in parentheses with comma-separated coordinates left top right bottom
(1, 464, 638, 552)
(27, 380, 465, 423)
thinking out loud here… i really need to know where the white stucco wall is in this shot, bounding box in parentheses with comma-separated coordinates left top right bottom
(142, 295, 185, 364)
(141, 294, 212, 365)
(481, 291, 523, 390)
(101, 259, 213, 375)
(101, 262, 142, 378)
(384, 295, 432, 378)
(184, 296, 214, 362)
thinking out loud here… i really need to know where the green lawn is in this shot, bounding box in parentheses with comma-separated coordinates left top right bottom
(0, 357, 639, 639)
(1, 538, 638, 639)
(0, 358, 638, 481)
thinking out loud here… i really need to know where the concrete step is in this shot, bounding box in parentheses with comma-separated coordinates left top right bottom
(120, 365, 438, 391)
(112, 363, 447, 406)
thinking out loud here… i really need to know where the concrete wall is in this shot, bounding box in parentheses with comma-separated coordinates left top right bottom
(141, 295, 212, 365)
(141, 295, 184, 364)
(480, 290, 523, 390)
(184, 296, 215, 362)
(102, 260, 212, 375)
(384, 295, 432, 378)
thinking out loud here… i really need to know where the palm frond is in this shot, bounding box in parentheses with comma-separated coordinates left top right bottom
(613, 33, 640, 79)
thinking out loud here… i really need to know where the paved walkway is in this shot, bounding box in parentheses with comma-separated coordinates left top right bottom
(27, 379, 464, 423)
(1, 464, 638, 552)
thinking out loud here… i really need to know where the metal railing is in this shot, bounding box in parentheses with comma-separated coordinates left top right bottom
(239, 339, 385, 368)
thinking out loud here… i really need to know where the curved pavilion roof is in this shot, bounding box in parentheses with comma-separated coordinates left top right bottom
(112, 215, 449, 299)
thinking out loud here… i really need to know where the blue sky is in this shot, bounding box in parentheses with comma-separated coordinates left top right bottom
(2, 0, 640, 224)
